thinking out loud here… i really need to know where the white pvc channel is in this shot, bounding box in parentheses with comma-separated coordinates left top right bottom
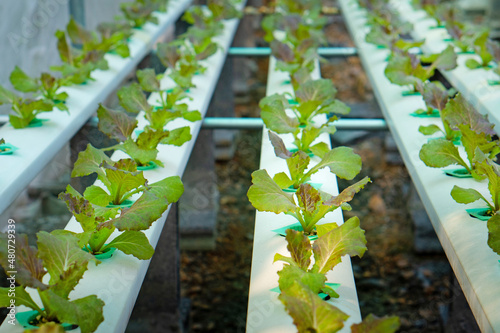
(246, 57, 362, 332)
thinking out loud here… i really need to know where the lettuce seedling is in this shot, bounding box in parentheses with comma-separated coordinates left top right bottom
(417, 81, 460, 141)
(183, 5, 224, 36)
(71, 144, 150, 206)
(0, 232, 104, 333)
(270, 39, 319, 78)
(260, 80, 350, 153)
(51, 29, 107, 86)
(97, 98, 195, 168)
(465, 29, 494, 70)
(445, 20, 477, 53)
(121, 69, 201, 130)
(419, 94, 500, 178)
(279, 280, 400, 333)
(207, 0, 243, 21)
(275, 219, 366, 298)
(262, 13, 326, 48)
(268, 131, 363, 190)
(450, 148, 500, 216)
(248, 170, 370, 234)
(0, 86, 53, 129)
(120, 0, 165, 28)
(178, 27, 219, 61)
(96, 21, 133, 58)
(9, 67, 68, 111)
(59, 160, 183, 258)
(364, 5, 416, 49)
(385, 45, 457, 93)
(274, 224, 401, 332)
(156, 42, 206, 91)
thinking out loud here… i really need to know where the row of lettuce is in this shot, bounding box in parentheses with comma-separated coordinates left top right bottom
(358, 0, 499, 258)
(0, 0, 242, 332)
(246, 0, 400, 331)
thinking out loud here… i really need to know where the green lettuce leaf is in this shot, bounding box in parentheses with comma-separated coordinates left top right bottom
(36, 231, 95, 285)
(487, 214, 500, 255)
(137, 68, 161, 93)
(118, 83, 151, 114)
(279, 281, 348, 333)
(247, 169, 297, 214)
(351, 314, 400, 333)
(312, 216, 367, 274)
(71, 144, 113, 179)
(103, 230, 154, 260)
(305, 146, 362, 180)
(10, 66, 40, 93)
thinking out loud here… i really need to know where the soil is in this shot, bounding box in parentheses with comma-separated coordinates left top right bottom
(178, 4, 478, 333)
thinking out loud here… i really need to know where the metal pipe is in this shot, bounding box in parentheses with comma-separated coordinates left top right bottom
(0, 116, 387, 131)
(200, 117, 387, 131)
(228, 47, 358, 57)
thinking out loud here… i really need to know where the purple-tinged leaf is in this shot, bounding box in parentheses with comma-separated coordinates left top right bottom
(269, 131, 292, 159)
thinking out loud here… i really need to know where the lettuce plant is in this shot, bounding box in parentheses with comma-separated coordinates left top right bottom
(60, 147, 183, 258)
(51, 25, 107, 85)
(72, 144, 149, 206)
(0, 232, 104, 332)
(270, 39, 319, 78)
(96, 21, 133, 58)
(450, 148, 500, 216)
(0, 65, 70, 128)
(465, 29, 494, 70)
(417, 81, 460, 140)
(178, 28, 219, 61)
(120, 0, 168, 28)
(248, 170, 370, 235)
(385, 45, 457, 94)
(445, 20, 477, 53)
(275, 219, 367, 299)
(98, 89, 196, 168)
(275, 223, 400, 332)
(262, 13, 326, 48)
(260, 79, 350, 153)
(0, 86, 53, 129)
(419, 94, 500, 178)
(9, 67, 68, 111)
(118, 72, 201, 132)
(183, 0, 241, 36)
(364, 5, 415, 49)
(102, 68, 201, 168)
(268, 131, 363, 189)
(97, 104, 166, 168)
(156, 42, 206, 91)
